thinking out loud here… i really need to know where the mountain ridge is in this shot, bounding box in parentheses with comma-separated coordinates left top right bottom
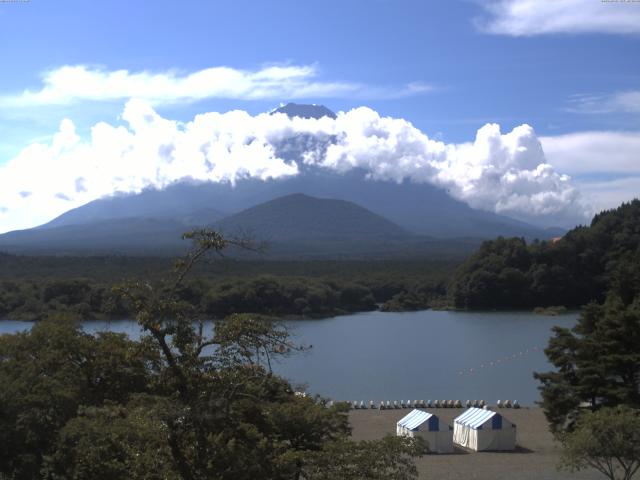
(33, 169, 560, 239)
(0, 193, 483, 259)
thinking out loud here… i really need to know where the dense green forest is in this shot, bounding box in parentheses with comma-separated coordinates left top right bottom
(0, 255, 453, 320)
(449, 200, 640, 310)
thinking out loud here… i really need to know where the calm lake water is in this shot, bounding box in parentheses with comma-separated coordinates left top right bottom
(0, 310, 578, 405)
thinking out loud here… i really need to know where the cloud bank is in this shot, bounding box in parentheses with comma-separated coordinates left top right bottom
(541, 130, 640, 175)
(0, 101, 588, 233)
(478, 0, 640, 36)
(541, 131, 640, 214)
(1, 64, 433, 107)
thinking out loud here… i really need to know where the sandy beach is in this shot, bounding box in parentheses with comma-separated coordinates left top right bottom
(349, 408, 603, 480)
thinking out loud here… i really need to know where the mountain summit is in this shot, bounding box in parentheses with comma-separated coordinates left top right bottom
(272, 103, 337, 119)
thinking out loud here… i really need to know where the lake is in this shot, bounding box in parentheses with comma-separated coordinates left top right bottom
(0, 309, 578, 405)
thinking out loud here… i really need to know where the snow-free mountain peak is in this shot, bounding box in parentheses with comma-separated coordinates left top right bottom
(272, 103, 337, 120)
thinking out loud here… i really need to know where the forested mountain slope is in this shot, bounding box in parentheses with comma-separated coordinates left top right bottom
(449, 200, 640, 309)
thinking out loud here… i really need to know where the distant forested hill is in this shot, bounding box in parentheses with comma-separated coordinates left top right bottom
(448, 200, 640, 309)
(214, 193, 409, 240)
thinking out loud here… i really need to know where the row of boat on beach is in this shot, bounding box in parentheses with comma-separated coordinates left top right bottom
(332, 399, 521, 410)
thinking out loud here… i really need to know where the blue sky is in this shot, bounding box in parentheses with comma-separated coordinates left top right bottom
(0, 0, 639, 232)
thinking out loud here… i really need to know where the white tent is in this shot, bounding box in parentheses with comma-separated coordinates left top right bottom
(453, 407, 516, 451)
(397, 409, 454, 454)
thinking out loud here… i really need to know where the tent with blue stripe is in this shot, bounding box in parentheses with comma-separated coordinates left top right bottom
(396, 409, 453, 453)
(453, 407, 516, 451)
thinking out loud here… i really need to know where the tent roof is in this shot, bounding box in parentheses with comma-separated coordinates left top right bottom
(397, 409, 434, 430)
(454, 408, 499, 429)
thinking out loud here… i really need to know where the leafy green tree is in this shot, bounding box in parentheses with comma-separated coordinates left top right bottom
(559, 406, 640, 480)
(302, 435, 425, 480)
(43, 401, 179, 480)
(0, 315, 153, 479)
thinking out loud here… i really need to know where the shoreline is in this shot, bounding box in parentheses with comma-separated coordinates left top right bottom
(0, 306, 581, 324)
(349, 408, 601, 480)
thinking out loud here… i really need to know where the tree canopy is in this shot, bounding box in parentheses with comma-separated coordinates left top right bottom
(559, 406, 640, 480)
(0, 256, 454, 321)
(449, 200, 640, 310)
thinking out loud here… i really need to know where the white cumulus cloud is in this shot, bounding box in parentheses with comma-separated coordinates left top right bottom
(1, 64, 433, 107)
(477, 0, 640, 36)
(0, 101, 588, 233)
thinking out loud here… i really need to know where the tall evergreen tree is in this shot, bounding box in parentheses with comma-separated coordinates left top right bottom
(535, 254, 640, 433)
